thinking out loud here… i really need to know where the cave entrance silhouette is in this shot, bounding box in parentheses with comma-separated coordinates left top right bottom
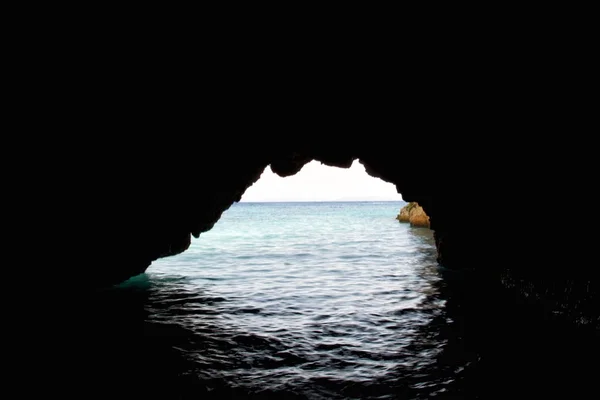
(106, 160, 595, 398)
(134, 161, 456, 398)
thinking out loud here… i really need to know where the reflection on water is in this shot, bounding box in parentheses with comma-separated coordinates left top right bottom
(75, 212, 596, 398)
(80, 227, 457, 398)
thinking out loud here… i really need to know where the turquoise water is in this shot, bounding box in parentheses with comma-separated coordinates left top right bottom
(74, 201, 597, 398)
(113, 201, 459, 397)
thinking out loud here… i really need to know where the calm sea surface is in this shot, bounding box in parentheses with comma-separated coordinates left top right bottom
(81, 202, 595, 399)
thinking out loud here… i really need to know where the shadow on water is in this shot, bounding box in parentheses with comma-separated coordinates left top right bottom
(404, 231, 598, 399)
(75, 278, 308, 398)
(67, 227, 598, 399)
(346, 226, 599, 399)
(82, 275, 202, 394)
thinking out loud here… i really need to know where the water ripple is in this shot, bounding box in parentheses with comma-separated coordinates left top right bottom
(91, 202, 471, 398)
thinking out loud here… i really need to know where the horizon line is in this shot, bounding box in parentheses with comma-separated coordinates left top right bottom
(238, 199, 406, 203)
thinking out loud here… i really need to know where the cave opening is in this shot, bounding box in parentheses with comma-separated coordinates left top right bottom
(105, 160, 468, 398)
(69, 152, 596, 399)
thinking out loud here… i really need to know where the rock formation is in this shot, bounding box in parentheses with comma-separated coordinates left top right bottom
(397, 202, 430, 227)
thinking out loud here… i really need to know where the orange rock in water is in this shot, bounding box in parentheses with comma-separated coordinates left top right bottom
(396, 202, 430, 228)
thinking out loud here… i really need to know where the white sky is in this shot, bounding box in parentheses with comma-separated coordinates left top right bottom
(240, 160, 403, 202)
